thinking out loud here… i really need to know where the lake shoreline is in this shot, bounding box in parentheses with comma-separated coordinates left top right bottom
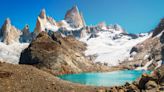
(0, 62, 163, 92)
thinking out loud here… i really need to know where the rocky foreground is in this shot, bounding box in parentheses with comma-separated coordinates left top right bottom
(0, 62, 163, 92)
(0, 62, 102, 92)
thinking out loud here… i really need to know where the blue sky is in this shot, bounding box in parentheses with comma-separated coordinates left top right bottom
(0, 0, 164, 33)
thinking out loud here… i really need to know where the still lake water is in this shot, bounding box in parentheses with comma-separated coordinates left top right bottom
(58, 70, 151, 87)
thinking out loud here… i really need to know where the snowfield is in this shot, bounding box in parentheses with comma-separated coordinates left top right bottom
(0, 42, 29, 64)
(81, 31, 151, 66)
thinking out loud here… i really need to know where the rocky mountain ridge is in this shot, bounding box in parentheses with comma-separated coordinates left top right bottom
(0, 5, 137, 65)
(0, 6, 127, 45)
(120, 18, 164, 71)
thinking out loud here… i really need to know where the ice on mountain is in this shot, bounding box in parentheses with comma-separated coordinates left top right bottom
(144, 54, 150, 60)
(82, 31, 150, 66)
(136, 59, 153, 70)
(155, 60, 162, 69)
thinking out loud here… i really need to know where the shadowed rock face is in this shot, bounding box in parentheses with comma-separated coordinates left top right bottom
(19, 32, 109, 75)
(20, 24, 32, 42)
(65, 6, 86, 28)
(0, 18, 21, 45)
(152, 18, 164, 37)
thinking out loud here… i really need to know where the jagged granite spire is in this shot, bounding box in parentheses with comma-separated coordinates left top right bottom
(0, 18, 21, 45)
(65, 5, 86, 28)
(33, 9, 48, 36)
(39, 9, 46, 19)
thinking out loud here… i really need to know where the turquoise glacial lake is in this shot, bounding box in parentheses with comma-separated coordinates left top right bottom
(58, 70, 151, 87)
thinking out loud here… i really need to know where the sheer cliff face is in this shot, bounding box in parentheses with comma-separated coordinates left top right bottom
(0, 18, 21, 45)
(64, 6, 86, 28)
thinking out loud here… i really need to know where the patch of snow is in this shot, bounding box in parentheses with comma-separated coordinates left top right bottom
(156, 30, 164, 38)
(131, 52, 137, 57)
(101, 26, 108, 30)
(45, 22, 59, 31)
(136, 59, 153, 70)
(139, 60, 143, 66)
(155, 60, 162, 69)
(59, 20, 82, 31)
(144, 54, 150, 60)
(42, 19, 83, 32)
(128, 57, 134, 61)
(0, 42, 29, 64)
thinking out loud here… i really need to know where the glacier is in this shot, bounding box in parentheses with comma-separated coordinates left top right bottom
(81, 31, 150, 66)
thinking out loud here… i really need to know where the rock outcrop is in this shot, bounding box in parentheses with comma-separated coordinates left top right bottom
(0, 18, 21, 45)
(137, 66, 164, 91)
(19, 32, 109, 75)
(65, 6, 86, 28)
